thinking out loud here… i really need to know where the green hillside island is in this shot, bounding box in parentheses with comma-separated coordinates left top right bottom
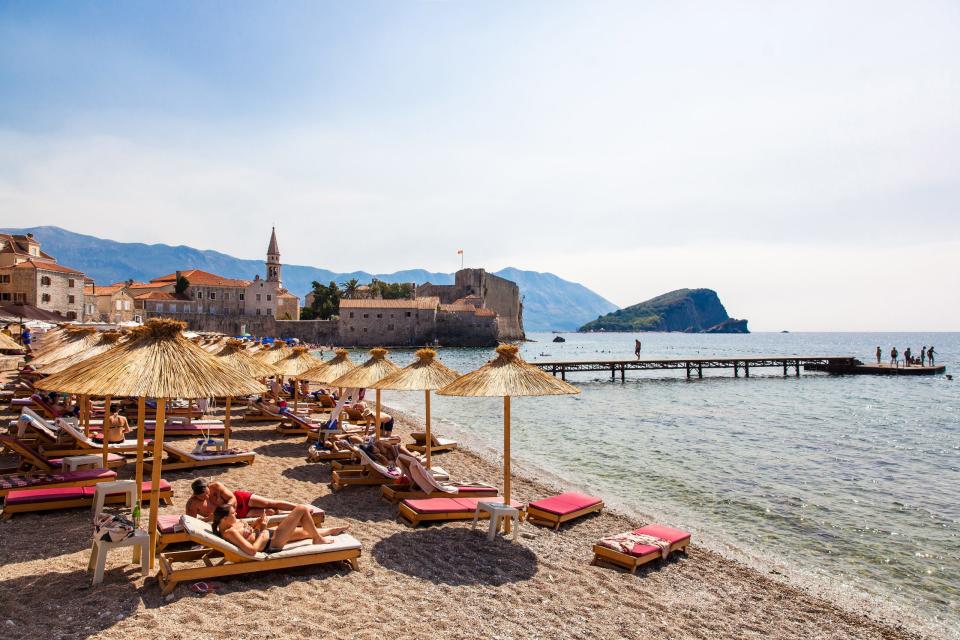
(579, 288, 749, 333)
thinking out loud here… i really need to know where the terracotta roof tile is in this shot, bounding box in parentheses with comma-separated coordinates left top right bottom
(13, 259, 84, 275)
(152, 269, 251, 287)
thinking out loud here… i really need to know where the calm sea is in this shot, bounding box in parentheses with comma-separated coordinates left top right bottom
(342, 332, 958, 635)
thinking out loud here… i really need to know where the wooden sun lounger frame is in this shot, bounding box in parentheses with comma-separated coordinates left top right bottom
(0, 434, 126, 472)
(397, 500, 526, 528)
(591, 537, 690, 573)
(157, 537, 360, 595)
(143, 444, 255, 472)
(0, 472, 115, 499)
(406, 432, 458, 454)
(2, 487, 173, 520)
(156, 511, 324, 554)
(380, 484, 499, 504)
(527, 500, 605, 530)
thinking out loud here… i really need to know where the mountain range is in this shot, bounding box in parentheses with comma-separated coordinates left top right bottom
(1, 226, 618, 332)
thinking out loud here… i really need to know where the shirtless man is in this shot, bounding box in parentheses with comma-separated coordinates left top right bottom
(186, 478, 301, 521)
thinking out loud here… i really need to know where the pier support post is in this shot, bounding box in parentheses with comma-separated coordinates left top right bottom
(620, 365, 625, 382)
(561, 369, 566, 381)
(734, 361, 739, 378)
(795, 360, 800, 377)
(783, 362, 788, 376)
(686, 362, 691, 379)
(745, 363, 750, 378)
(611, 365, 615, 381)
(698, 364, 703, 379)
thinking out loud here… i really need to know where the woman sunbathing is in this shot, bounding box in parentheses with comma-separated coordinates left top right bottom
(212, 504, 349, 554)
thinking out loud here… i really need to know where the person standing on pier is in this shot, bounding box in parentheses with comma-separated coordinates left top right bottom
(635, 339, 642, 359)
(876, 346, 882, 364)
(928, 346, 935, 366)
(890, 347, 898, 366)
(904, 347, 912, 366)
(921, 346, 926, 367)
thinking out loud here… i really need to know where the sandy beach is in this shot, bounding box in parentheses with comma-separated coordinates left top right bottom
(0, 392, 925, 640)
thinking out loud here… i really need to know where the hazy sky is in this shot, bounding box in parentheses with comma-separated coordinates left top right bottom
(1, 1, 957, 330)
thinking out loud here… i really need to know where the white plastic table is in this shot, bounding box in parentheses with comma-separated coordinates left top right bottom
(61, 454, 105, 472)
(91, 480, 138, 518)
(472, 501, 520, 541)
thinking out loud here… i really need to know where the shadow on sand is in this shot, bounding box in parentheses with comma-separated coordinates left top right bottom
(372, 527, 538, 586)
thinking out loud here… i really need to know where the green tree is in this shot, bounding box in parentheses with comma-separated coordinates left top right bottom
(306, 280, 341, 320)
(174, 275, 190, 295)
(340, 278, 360, 299)
(368, 279, 413, 300)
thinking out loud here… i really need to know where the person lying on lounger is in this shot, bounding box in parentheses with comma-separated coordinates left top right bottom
(186, 478, 301, 521)
(355, 436, 422, 468)
(212, 504, 348, 553)
(360, 408, 394, 435)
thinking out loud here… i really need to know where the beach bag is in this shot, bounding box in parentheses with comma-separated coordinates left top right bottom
(94, 510, 135, 543)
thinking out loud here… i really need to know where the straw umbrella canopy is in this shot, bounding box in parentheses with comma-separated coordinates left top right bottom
(299, 348, 357, 385)
(0, 331, 25, 352)
(438, 343, 579, 514)
(26, 326, 99, 369)
(35, 318, 263, 570)
(330, 348, 400, 439)
(210, 339, 280, 380)
(274, 346, 324, 411)
(371, 348, 460, 468)
(252, 341, 292, 366)
(35, 330, 126, 375)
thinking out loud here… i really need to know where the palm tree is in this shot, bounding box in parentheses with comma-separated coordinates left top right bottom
(341, 278, 360, 299)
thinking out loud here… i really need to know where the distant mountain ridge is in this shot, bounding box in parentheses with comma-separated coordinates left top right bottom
(580, 288, 749, 333)
(1, 226, 618, 332)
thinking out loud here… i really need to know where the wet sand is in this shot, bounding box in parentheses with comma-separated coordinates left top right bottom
(0, 390, 926, 640)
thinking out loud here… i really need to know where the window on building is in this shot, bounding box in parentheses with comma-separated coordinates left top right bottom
(65, 311, 77, 320)
(349, 312, 354, 318)
(196, 291, 203, 299)
(406, 311, 412, 317)
(387, 324, 395, 331)
(267, 308, 273, 315)
(256, 294, 261, 301)
(390, 314, 394, 318)
(266, 294, 272, 301)
(350, 326, 355, 332)
(363, 313, 369, 319)
(0, 274, 10, 283)
(362, 327, 367, 333)
(376, 313, 382, 318)
(256, 308, 261, 315)
(115, 300, 122, 310)
(156, 303, 164, 313)
(41, 293, 51, 303)
(13, 292, 25, 303)
(123, 301, 131, 310)
(239, 293, 245, 301)
(223, 292, 229, 300)
(170, 304, 177, 313)
(67, 295, 75, 304)
(0, 293, 10, 301)
(40, 275, 51, 286)
(68, 279, 75, 288)
(209, 292, 216, 300)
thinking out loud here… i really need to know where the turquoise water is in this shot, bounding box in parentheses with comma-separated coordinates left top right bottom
(345, 332, 958, 634)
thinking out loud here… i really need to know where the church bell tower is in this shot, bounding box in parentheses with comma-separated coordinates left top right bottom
(266, 226, 282, 285)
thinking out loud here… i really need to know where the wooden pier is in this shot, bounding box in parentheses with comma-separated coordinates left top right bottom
(529, 356, 945, 381)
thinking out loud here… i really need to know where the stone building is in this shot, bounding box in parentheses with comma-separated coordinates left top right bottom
(0, 232, 86, 320)
(416, 268, 524, 340)
(337, 296, 499, 347)
(82, 282, 137, 323)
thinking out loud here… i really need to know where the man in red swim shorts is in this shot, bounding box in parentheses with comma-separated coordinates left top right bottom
(186, 478, 302, 521)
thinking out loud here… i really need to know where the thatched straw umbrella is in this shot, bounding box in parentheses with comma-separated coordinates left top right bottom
(439, 344, 579, 519)
(252, 341, 291, 366)
(35, 319, 263, 569)
(330, 348, 399, 439)
(274, 346, 324, 411)
(0, 331, 26, 352)
(27, 326, 99, 369)
(209, 339, 280, 446)
(299, 348, 357, 386)
(371, 348, 459, 468)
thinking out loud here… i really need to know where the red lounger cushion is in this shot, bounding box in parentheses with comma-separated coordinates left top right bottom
(621, 524, 691, 557)
(0, 468, 117, 491)
(404, 498, 466, 514)
(456, 486, 497, 494)
(529, 492, 602, 516)
(5, 487, 87, 505)
(80, 480, 170, 497)
(451, 498, 523, 511)
(157, 514, 181, 533)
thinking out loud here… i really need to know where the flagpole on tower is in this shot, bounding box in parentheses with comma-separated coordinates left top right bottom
(457, 248, 464, 270)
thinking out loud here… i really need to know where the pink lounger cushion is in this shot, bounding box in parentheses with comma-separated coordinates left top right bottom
(5, 479, 171, 506)
(529, 492, 602, 516)
(0, 468, 117, 491)
(404, 497, 523, 514)
(617, 524, 691, 557)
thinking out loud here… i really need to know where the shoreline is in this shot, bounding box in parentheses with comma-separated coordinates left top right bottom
(384, 400, 950, 640)
(0, 386, 935, 640)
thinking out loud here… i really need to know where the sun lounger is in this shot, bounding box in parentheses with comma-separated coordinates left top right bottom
(379, 454, 497, 503)
(276, 411, 333, 437)
(0, 435, 126, 472)
(0, 467, 117, 499)
(397, 497, 524, 528)
(526, 492, 604, 529)
(157, 515, 361, 595)
(330, 446, 449, 491)
(1, 480, 172, 520)
(8, 407, 63, 444)
(591, 524, 691, 573)
(406, 432, 458, 454)
(243, 401, 309, 423)
(143, 443, 256, 472)
(155, 508, 325, 553)
(11, 394, 67, 420)
(39, 417, 152, 457)
(89, 419, 225, 438)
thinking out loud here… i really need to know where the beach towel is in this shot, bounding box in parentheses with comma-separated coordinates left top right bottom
(398, 454, 457, 494)
(597, 532, 672, 560)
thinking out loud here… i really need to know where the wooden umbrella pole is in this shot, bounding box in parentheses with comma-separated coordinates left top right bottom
(102, 394, 112, 468)
(148, 398, 166, 571)
(424, 389, 432, 469)
(186, 398, 193, 425)
(135, 397, 145, 502)
(293, 378, 299, 412)
(375, 389, 382, 440)
(503, 395, 511, 533)
(81, 395, 89, 438)
(224, 396, 232, 449)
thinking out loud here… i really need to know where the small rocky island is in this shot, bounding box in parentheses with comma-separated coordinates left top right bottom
(579, 288, 749, 333)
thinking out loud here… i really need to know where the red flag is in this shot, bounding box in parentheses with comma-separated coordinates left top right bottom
(457, 249, 463, 255)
